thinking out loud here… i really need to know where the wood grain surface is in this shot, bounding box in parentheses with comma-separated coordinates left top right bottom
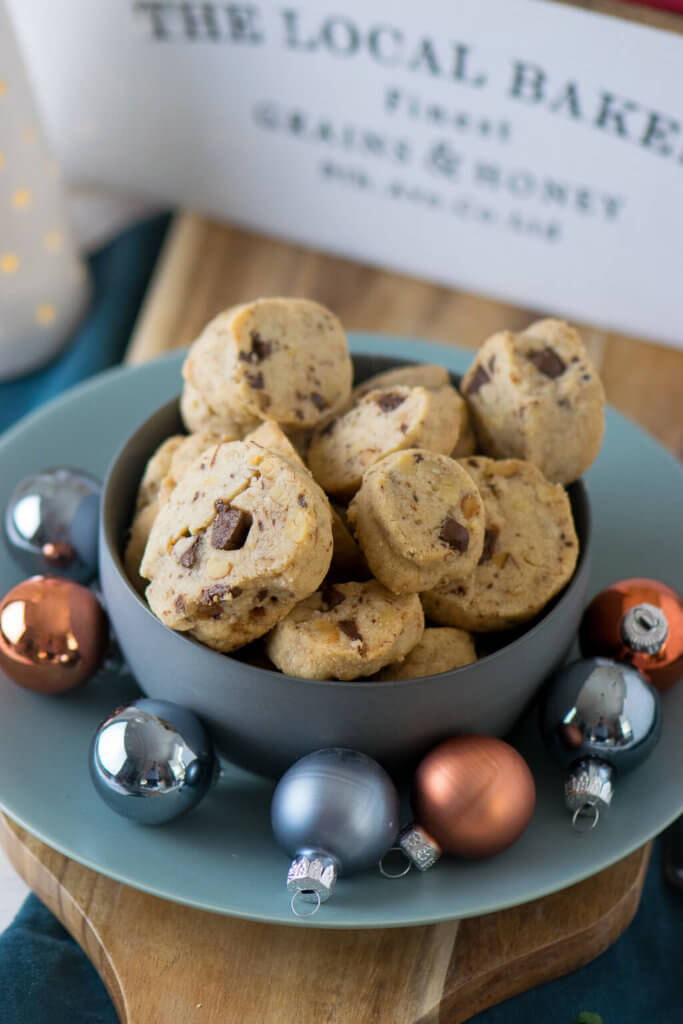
(0, 817, 652, 1024)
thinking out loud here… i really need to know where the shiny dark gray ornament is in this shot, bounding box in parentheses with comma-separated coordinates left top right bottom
(4, 468, 101, 583)
(541, 657, 661, 831)
(90, 698, 217, 825)
(271, 748, 400, 916)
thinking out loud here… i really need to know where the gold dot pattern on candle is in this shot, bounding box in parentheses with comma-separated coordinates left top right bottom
(36, 303, 56, 325)
(1, 253, 19, 274)
(0, 0, 91, 377)
(12, 187, 31, 209)
(43, 230, 63, 252)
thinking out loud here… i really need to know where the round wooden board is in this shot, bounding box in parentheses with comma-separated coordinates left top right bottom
(0, 816, 652, 1024)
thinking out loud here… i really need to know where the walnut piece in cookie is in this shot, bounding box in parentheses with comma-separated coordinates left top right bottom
(421, 456, 579, 631)
(265, 580, 424, 680)
(182, 298, 352, 429)
(140, 440, 333, 652)
(347, 449, 485, 594)
(377, 627, 476, 680)
(307, 385, 466, 500)
(460, 319, 605, 484)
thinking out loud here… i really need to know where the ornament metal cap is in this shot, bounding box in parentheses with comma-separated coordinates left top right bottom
(398, 823, 442, 872)
(621, 603, 669, 655)
(287, 854, 338, 907)
(565, 758, 614, 831)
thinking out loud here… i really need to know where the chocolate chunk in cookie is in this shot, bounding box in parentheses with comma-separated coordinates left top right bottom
(211, 502, 252, 550)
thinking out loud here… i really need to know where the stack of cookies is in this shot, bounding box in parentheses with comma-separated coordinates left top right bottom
(126, 299, 604, 681)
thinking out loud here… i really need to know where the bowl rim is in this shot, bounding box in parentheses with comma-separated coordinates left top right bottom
(100, 363, 592, 690)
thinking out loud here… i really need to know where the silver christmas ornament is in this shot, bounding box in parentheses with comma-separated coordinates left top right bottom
(541, 657, 661, 831)
(90, 698, 217, 825)
(271, 748, 400, 916)
(5, 468, 101, 583)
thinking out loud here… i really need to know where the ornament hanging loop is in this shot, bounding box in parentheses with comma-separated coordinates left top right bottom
(571, 802, 600, 833)
(621, 603, 669, 655)
(378, 846, 412, 879)
(290, 888, 322, 918)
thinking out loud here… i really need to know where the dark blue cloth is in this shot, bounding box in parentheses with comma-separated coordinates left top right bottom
(1, 213, 681, 1023)
(0, 895, 118, 1024)
(470, 837, 683, 1024)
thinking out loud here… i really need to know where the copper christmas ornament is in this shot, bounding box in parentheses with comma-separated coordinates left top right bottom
(579, 578, 682, 692)
(0, 575, 108, 694)
(397, 736, 536, 868)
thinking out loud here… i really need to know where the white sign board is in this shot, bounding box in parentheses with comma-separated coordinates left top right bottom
(8, 0, 683, 347)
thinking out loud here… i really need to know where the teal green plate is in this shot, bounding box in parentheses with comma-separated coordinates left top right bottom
(0, 336, 681, 929)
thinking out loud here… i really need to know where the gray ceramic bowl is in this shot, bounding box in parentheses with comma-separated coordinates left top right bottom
(99, 354, 592, 778)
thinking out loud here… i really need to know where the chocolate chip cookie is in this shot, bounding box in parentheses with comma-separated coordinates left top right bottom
(180, 380, 258, 437)
(377, 627, 477, 679)
(244, 419, 306, 467)
(140, 440, 333, 652)
(307, 385, 465, 500)
(460, 319, 605, 484)
(244, 421, 369, 580)
(134, 435, 185, 511)
(421, 456, 579, 631)
(347, 449, 485, 594)
(157, 431, 234, 505)
(353, 364, 477, 458)
(265, 580, 424, 680)
(182, 298, 353, 429)
(125, 432, 240, 591)
(123, 435, 185, 591)
(352, 363, 451, 401)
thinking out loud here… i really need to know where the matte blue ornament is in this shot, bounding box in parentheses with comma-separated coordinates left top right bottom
(4, 468, 101, 583)
(540, 657, 661, 831)
(271, 747, 400, 915)
(90, 698, 217, 825)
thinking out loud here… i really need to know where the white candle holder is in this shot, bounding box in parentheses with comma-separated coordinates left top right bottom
(0, 0, 91, 380)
